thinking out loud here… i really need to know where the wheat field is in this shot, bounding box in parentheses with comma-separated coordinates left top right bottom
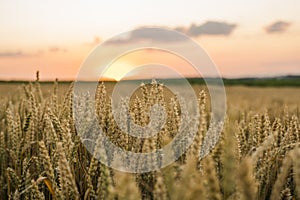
(0, 74, 299, 200)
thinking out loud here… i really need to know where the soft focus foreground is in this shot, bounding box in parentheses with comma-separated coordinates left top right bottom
(0, 76, 299, 200)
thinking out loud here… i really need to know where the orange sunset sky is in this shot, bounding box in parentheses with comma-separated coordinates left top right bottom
(0, 0, 299, 80)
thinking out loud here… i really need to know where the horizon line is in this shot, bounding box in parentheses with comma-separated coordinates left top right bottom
(0, 74, 299, 83)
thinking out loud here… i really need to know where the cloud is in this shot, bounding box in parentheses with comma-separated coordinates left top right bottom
(107, 27, 186, 44)
(49, 46, 67, 53)
(265, 21, 291, 33)
(0, 51, 24, 57)
(0, 50, 43, 58)
(131, 27, 188, 42)
(185, 21, 237, 36)
(107, 21, 237, 45)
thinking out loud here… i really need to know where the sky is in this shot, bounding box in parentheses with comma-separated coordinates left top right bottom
(0, 0, 299, 80)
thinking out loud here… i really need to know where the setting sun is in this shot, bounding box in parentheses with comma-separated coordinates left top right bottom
(103, 61, 135, 81)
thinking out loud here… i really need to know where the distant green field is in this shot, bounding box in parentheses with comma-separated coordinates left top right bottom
(222, 77, 300, 87)
(1, 75, 299, 87)
(188, 76, 300, 87)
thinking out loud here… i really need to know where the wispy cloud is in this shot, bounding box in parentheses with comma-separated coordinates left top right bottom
(49, 46, 67, 53)
(184, 21, 237, 36)
(0, 50, 43, 58)
(0, 51, 25, 57)
(265, 21, 291, 33)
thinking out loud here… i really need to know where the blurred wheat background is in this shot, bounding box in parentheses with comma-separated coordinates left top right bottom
(0, 72, 299, 200)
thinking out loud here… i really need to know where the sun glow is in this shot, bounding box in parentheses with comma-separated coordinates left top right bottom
(98, 48, 202, 81)
(102, 61, 136, 81)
